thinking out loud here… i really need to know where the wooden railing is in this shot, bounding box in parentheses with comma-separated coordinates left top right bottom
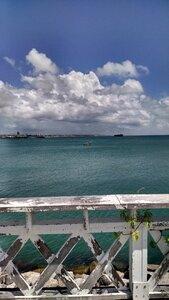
(0, 194, 169, 299)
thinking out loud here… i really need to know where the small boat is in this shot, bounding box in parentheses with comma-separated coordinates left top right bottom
(83, 141, 92, 146)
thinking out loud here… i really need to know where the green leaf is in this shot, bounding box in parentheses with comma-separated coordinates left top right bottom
(132, 230, 139, 241)
(128, 218, 136, 229)
(113, 232, 120, 239)
(145, 221, 151, 228)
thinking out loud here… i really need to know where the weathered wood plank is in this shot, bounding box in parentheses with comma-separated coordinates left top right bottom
(59, 268, 81, 293)
(31, 235, 55, 263)
(82, 232, 103, 259)
(0, 237, 27, 269)
(0, 246, 30, 295)
(1, 219, 169, 237)
(5, 261, 30, 295)
(117, 194, 169, 209)
(111, 265, 125, 289)
(0, 194, 169, 212)
(1, 216, 169, 233)
(0, 221, 130, 235)
(0, 195, 120, 212)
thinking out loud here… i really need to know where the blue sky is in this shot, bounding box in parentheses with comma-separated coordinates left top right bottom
(0, 0, 169, 135)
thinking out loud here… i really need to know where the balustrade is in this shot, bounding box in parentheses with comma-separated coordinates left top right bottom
(0, 194, 169, 299)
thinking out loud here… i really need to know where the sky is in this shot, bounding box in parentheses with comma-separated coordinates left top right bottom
(0, 0, 169, 135)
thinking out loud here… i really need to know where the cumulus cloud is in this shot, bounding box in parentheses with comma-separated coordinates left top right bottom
(0, 71, 164, 134)
(123, 79, 144, 94)
(26, 48, 59, 74)
(0, 50, 168, 135)
(96, 60, 149, 78)
(3, 56, 15, 67)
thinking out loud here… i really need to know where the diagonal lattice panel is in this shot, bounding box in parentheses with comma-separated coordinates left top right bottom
(81, 209, 126, 290)
(77, 234, 129, 295)
(30, 234, 80, 295)
(149, 230, 169, 291)
(82, 231, 126, 289)
(0, 236, 31, 295)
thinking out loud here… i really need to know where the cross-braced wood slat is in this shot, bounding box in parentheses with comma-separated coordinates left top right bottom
(31, 235, 80, 295)
(149, 231, 169, 292)
(32, 234, 86, 294)
(0, 236, 27, 269)
(78, 234, 129, 294)
(0, 244, 31, 295)
(59, 267, 81, 292)
(82, 232, 103, 259)
(82, 209, 126, 289)
(31, 234, 80, 293)
(149, 252, 169, 292)
(5, 262, 31, 295)
(82, 232, 126, 290)
(31, 235, 55, 263)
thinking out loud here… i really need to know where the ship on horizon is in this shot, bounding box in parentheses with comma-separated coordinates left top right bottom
(114, 134, 124, 137)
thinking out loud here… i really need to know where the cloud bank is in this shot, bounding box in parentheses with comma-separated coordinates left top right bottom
(0, 49, 168, 135)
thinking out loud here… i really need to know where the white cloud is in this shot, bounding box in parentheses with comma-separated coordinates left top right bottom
(122, 79, 144, 93)
(26, 48, 59, 74)
(0, 70, 159, 133)
(0, 50, 168, 135)
(3, 56, 15, 67)
(96, 60, 149, 78)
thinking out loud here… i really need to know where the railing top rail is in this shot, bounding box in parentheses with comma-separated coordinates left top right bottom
(0, 194, 169, 212)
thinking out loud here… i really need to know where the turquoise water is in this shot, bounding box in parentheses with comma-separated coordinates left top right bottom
(1, 135, 169, 197)
(0, 135, 169, 268)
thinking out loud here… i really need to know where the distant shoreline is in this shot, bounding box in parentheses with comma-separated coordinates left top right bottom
(0, 134, 169, 139)
(0, 134, 118, 139)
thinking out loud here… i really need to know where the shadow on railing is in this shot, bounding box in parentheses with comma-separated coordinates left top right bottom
(0, 194, 169, 299)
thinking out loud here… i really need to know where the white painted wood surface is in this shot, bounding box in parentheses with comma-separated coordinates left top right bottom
(0, 194, 169, 212)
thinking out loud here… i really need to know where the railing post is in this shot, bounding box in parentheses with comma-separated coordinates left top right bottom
(129, 209, 149, 300)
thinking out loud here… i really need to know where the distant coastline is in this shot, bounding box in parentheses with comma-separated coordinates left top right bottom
(0, 133, 168, 139)
(0, 133, 123, 139)
(0, 134, 45, 139)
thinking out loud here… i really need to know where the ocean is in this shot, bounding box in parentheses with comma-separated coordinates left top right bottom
(0, 135, 169, 268)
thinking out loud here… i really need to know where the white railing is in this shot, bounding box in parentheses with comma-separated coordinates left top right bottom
(0, 194, 169, 299)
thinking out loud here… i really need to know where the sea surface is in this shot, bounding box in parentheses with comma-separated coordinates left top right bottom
(0, 135, 169, 268)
